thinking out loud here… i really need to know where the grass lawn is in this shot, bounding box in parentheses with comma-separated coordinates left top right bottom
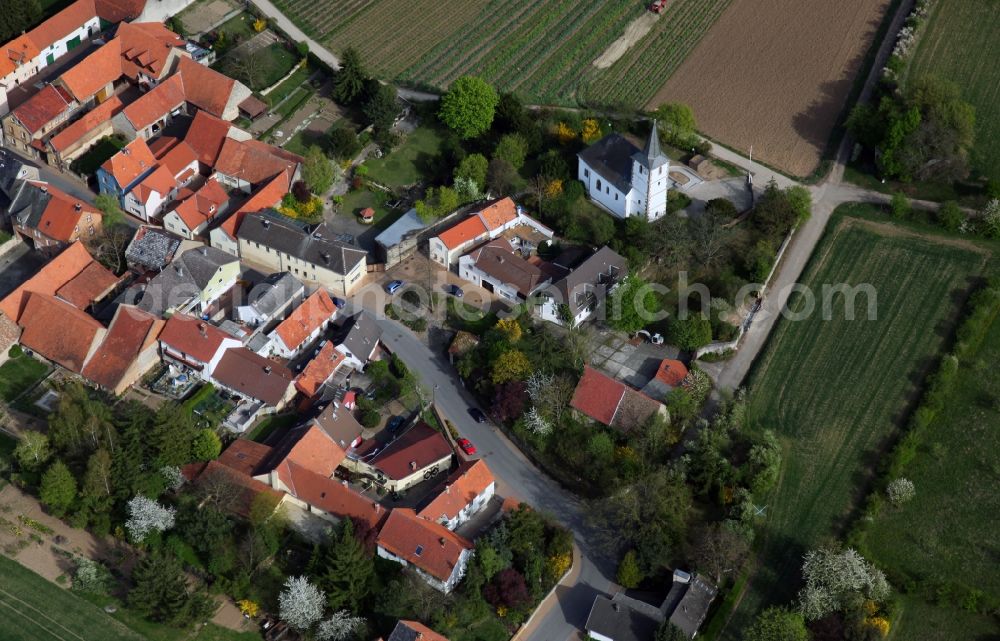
(861, 302, 1000, 600)
(364, 126, 443, 187)
(0, 555, 146, 641)
(264, 63, 311, 107)
(70, 135, 126, 176)
(889, 596, 1000, 641)
(216, 42, 298, 92)
(245, 412, 299, 443)
(903, 0, 1000, 182)
(214, 12, 255, 44)
(0, 354, 49, 402)
(721, 211, 991, 639)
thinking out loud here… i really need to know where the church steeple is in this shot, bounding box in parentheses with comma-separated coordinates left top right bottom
(633, 119, 669, 171)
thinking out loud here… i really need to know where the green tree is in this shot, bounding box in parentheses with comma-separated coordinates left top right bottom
(439, 76, 499, 139)
(13, 432, 50, 472)
(332, 47, 368, 105)
(890, 191, 911, 219)
(616, 550, 643, 588)
(753, 181, 799, 240)
(656, 622, 688, 641)
(785, 185, 812, 225)
(493, 133, 527, 170)
(936, 201, 964, 231)
(486, 157, 518, 196)
(191, 429, 222, 461)
(318, 519, 375, 612)
(667, 313, 713, 351)
(607, 274, 661, 334)
(93, 193, 125, 228)
(40, 461, 77, 517)
(80, 448, 114, 515)
(363, 83, 398, 133)
(748, 430, 782, 496)
(302, 145, 334, 195)
(128, 550, 195, 625)
(742, 606, 809, 641)
(328, 126, 361, 161)
(415, 186, 459, 222)
(652, 103, 697, 146)
(455, 153, 489, 189)
(151, 403, 198, 467)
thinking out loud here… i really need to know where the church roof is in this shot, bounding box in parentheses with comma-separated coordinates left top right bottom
(632, 119, 669, 171)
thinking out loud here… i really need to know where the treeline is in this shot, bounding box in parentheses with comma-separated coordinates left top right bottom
(0, 0, 42, 43)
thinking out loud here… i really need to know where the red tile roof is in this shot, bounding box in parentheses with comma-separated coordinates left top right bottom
(418, 460, 495, 525)
(0, 36, 41, 79)
(271, 424, 345, 479)
(158, 313, 234, 363)
(13, 84, 74, 134)
(101, 137, 157, 188)
(116, 22, 185, 80)
(212, 347, 293, 406)
(48, 95, 124, 153)
(377, 509, 472, 582)
(218, 168, 291, 239)
(169, 178, 227, 230)
(654, 359, 688, 387)
(217, 438, 274, 477)
(214, 138, 301, 186)
(55, 261, 119, 309)
(475, 197, 518, 230)
(284, 461, 388, 530)
(148, 135, 179, 157)
(26, 0, 98, 53)
(22, 181, 100, 243)
(175, 56, 237, 118)
(133, 164, 175, 202)
(272, 289, 336, 351)
(94, 0, 146, 22)
(437, 215, 487, 250)
(82, 305, 162, 390)
(390, 621, 450, 641)
(196, 459, 283, 519)
(295, 341, 345, 398)
(18, 292, 104, 373)
(58, 40, 122, 101)
(0, 243, 112, 322)
(122, 73, 185, 131)
(570, 365, 626, 426)
(369, 422, 453, 481)
(184, 109, 232, 167)
(157, 140, 198, 176)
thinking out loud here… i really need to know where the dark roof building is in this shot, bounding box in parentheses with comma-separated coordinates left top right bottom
(125, 226, 182, 272)
(578, 134, 641, 194)
(386, 620, 450, 641)
(137, 245, 238, 315)
(367, 421, 452, 483)
(584, 572, 717, 641)
(334, 311, 383, 368)
(237, 213, 368, 280)
(212, 347, 293, 406)
(585, 593, 662, 641)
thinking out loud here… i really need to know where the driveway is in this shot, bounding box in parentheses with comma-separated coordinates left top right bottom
(0, 243, 46, 300)
(588, 330, 680, 389)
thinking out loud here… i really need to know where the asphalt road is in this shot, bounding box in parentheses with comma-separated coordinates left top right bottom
(373, 317, 613, 641)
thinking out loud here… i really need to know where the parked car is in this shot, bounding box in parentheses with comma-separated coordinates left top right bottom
(332, 296, 347, 308)
(386, 416, 405, 434)
(445, 284, 464, 298)
(468, 407, 487, 423)
(456, 437, 477, 456)
(385, 280, 404, 295)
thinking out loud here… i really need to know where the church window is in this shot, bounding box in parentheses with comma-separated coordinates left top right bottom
(596, 179, 602, 190)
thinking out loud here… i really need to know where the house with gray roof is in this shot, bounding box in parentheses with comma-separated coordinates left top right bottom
(375, 207, 428, 267)
(0, 148, 37, 214)
(234, 272, 305, 331)
(126, 226, 182, 273)
(578, 121, 670, 221)
(137, 245, 240, 317)
(236, 213, 368, 297)
(333, 311, 383, 371)
(535, 246, 627, 327)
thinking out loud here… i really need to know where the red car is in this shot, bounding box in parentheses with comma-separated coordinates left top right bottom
(457, 438, 477, 456)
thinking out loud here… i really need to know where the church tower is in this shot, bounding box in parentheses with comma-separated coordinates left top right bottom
(630, 120, 670, 220)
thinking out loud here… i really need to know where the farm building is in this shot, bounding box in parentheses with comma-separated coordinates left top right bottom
(578, 121, 669, 221)
(374, 208, 428, 267)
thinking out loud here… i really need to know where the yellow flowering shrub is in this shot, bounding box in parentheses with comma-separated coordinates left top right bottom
(253, 18, 267, 32)
(238, 600, 260, 618)
(553, 122, 577, 145)
(546, 552, 572, 581)
(495, 317, 522, 343)
(545, 178, 564, 198)
(866, 616, 890, 638)
(581, 119, 601, 143)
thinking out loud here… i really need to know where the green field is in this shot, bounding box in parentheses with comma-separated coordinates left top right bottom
(721, 215, 990, 638)
(0, 556, 145, 641)
(0, 353, 49, 402)
(903, 0, 1000, 181)
(860, 303, 1000, 633)
(890, 596, 999, 641)
(268, 0, 730, 108)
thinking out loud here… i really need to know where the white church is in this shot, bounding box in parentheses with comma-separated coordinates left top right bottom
(577, 121, 671, 221)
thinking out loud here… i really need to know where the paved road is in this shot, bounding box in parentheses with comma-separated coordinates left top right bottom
(5, 148, 95, 204)
(372, 316, 614, 640)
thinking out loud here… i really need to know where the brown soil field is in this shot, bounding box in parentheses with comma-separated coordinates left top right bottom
(650, 0, 891, 177)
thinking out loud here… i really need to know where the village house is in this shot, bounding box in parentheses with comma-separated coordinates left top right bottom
(374, 208, 428, 268)
(570, 365, 666, 432)
(234, 272, 305, 331)
(384, 620, 450, 641)
(294, 342, 347, 403)
(211, 346, 295, 430)
(124, 225, 182, 273)
(210, 169, 291, 256)
(80, 304, 163, 395)
(428, 198, 552, 269)
(96, 137, 158, 207)
(0, 148, 40, 210)
(16, 292, 107, 373)
(3, 84, 79, 157)
(332, 311, 383, 371)
(458, 237, 551, 302)
(310, 400, 364, 453)
(578, 121, 670, 221)
(535, 246, 628, 327)
(213, 137, 303, 193)
(8, 181, 101, 255)
(136, 245, 239, 317)
(347, 421, 453, 493)
(161, 178, 229, 239)
(264, 288, 338, 359)
(417, 459, 496, 531)
(237, 213, 368, 297)
(376, 508, 474, 594)
(157, 313, 242, 378)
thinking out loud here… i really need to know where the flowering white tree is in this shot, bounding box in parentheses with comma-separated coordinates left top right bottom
(523, 407, 553, 436)
(982, 199, 1000, 239)
(316, 611, 365, 641)
(160, 465, 185, 492)
(886, 478, 915, 506)
(125, 495, 176, 543)
(798, 548, 889, 620)
(279, 576, 325, 631)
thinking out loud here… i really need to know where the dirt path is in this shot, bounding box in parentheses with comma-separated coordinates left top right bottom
(593, 12, 659, 69)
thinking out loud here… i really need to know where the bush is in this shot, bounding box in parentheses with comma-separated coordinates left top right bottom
(886, 478, 915, 505)
(616, 550, 643, 588)
(359, 409, 380, 428)
(8, 344, 22, 358)
(890, 192, 911, 219)
(937, 201, 964, 231)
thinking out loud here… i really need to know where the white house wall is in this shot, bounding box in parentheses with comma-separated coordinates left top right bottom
(578, 160, 631, 219)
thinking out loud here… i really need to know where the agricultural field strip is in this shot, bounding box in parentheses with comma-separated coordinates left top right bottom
(903, 0, 1000, 180)
(721, 219, 988, 640)
(583, 0, 731, 106)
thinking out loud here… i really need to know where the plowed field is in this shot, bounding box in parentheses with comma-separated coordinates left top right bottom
(652, 0, 891, 177)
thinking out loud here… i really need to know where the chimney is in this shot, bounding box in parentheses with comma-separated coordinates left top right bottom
(445, 484, 450, 495)
(74, 203, 82, 211)
(40, 185, 48, 193)
(201, 247, 208, 256)
(262, 219, 270, 228)
(198, 322, 207, 337)
(264, 365, 272, 374)
(612, 603, 620, 612)
(439, 537, 446, 547)
(409, 460, 417, 471)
